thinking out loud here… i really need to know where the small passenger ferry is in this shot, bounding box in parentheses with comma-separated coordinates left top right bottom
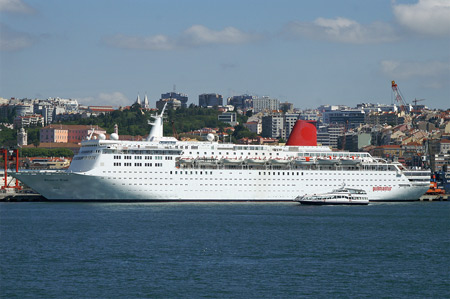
(295, 184, 369, 205)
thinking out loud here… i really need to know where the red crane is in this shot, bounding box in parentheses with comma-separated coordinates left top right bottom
(391, 80, 409, 113)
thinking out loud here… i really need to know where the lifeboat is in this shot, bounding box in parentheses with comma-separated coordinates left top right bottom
(246, 158, 266, 165)
(340, 157, 362, 165)
(317, 157, 340, 165)
(269, 158, 290, 164)
(294, 157, 315, 165)
(222, 158, 244, 165)
(179, 157, 195, 164)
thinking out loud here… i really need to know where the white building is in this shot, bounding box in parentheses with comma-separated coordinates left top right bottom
(253, 97, 280, 113)
(244, 121, 262, 134)
(218, 112, 238, 126)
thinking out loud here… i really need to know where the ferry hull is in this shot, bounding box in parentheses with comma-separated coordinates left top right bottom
(298, 201, 368, 205)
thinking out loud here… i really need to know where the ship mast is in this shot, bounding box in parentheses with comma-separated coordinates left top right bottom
(146, 103, 167, 141)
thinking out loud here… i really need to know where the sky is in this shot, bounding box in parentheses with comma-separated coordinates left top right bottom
(0, 0, 449, 109)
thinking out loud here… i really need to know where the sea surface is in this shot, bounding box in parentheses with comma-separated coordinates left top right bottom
(0, 201, 449, 298)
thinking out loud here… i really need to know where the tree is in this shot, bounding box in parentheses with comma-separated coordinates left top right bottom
(33, 139, 40, 148)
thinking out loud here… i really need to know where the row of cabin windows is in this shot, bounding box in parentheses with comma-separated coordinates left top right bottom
(114, 155, 167, 160)
(113, 162, 162, 167)
(259, 171, 304, 176)
(189, 151, 281, 156)
(105, 176, 394, 188)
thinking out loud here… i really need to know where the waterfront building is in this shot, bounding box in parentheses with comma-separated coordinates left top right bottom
(357, 103, 398, 114)
(156, 98, 181, 110)
(14, 104, 33, 117)
(161, 92, 188, 108)
(253, 97, 280, 113)
(280, 102, 294, 113)
(366, 111, 402, 126)
(339, 132, 372, 152)
(199, 93, 223, 107)
(322, 109, 365, 129)
(244, 121, 262, 135)
(299, 111, 320, 122)
(40, 125, 106, 143)
(317, 124, 345, 149)
(87, 106, 115, 116)
(218, 112, 238, 126)
(227, 95, 255, 110)
(13, 114, 44, 129)
(261, 114, 284, 138)
(283, 113, 300, 139)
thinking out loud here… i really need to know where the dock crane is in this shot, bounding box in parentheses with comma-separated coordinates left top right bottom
(412, 98, 425, 106)
(391, 80, 409, 113)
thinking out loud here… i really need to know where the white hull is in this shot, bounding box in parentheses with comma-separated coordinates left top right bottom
(12, 169, 429, 201)
(298, 199, 368, 205)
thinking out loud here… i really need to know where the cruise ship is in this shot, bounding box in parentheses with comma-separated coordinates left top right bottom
(11, 106, 430, 201)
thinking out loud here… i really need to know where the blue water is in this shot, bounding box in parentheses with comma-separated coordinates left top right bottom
(1, 202, 449, 298)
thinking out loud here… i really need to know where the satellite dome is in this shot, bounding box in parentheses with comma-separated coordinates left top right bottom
(110, 133, 119, 140)
(99, 133, 106, 140)
(206, 133, 215, 142)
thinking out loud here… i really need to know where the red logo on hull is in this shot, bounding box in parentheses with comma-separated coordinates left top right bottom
(373, 186, 392, 191)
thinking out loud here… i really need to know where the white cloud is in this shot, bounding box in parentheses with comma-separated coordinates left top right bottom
(0, 0, 34, 14)
(393, 0, 450, 36)
(103, 34, 175, 51)
(79, 92, 130, 107)
(0, 23, 35, 51)
(180, 25, 260, 46)
(283, 17, 399, 44)
(381, 60, 450, 79)
(104, 25, 260, 50)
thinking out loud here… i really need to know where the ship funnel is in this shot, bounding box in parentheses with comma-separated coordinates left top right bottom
(286, 120, 317, 146)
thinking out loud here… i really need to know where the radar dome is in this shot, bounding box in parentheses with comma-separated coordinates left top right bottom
(206, 133, 215, 142)
(110, 133, 119, 140)
(99, 133, 106, 140)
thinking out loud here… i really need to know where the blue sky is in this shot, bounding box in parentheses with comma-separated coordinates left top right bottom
(0, 0, 449, 109)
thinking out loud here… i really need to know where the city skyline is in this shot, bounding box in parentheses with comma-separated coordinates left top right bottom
(0, 0, 449, 109)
